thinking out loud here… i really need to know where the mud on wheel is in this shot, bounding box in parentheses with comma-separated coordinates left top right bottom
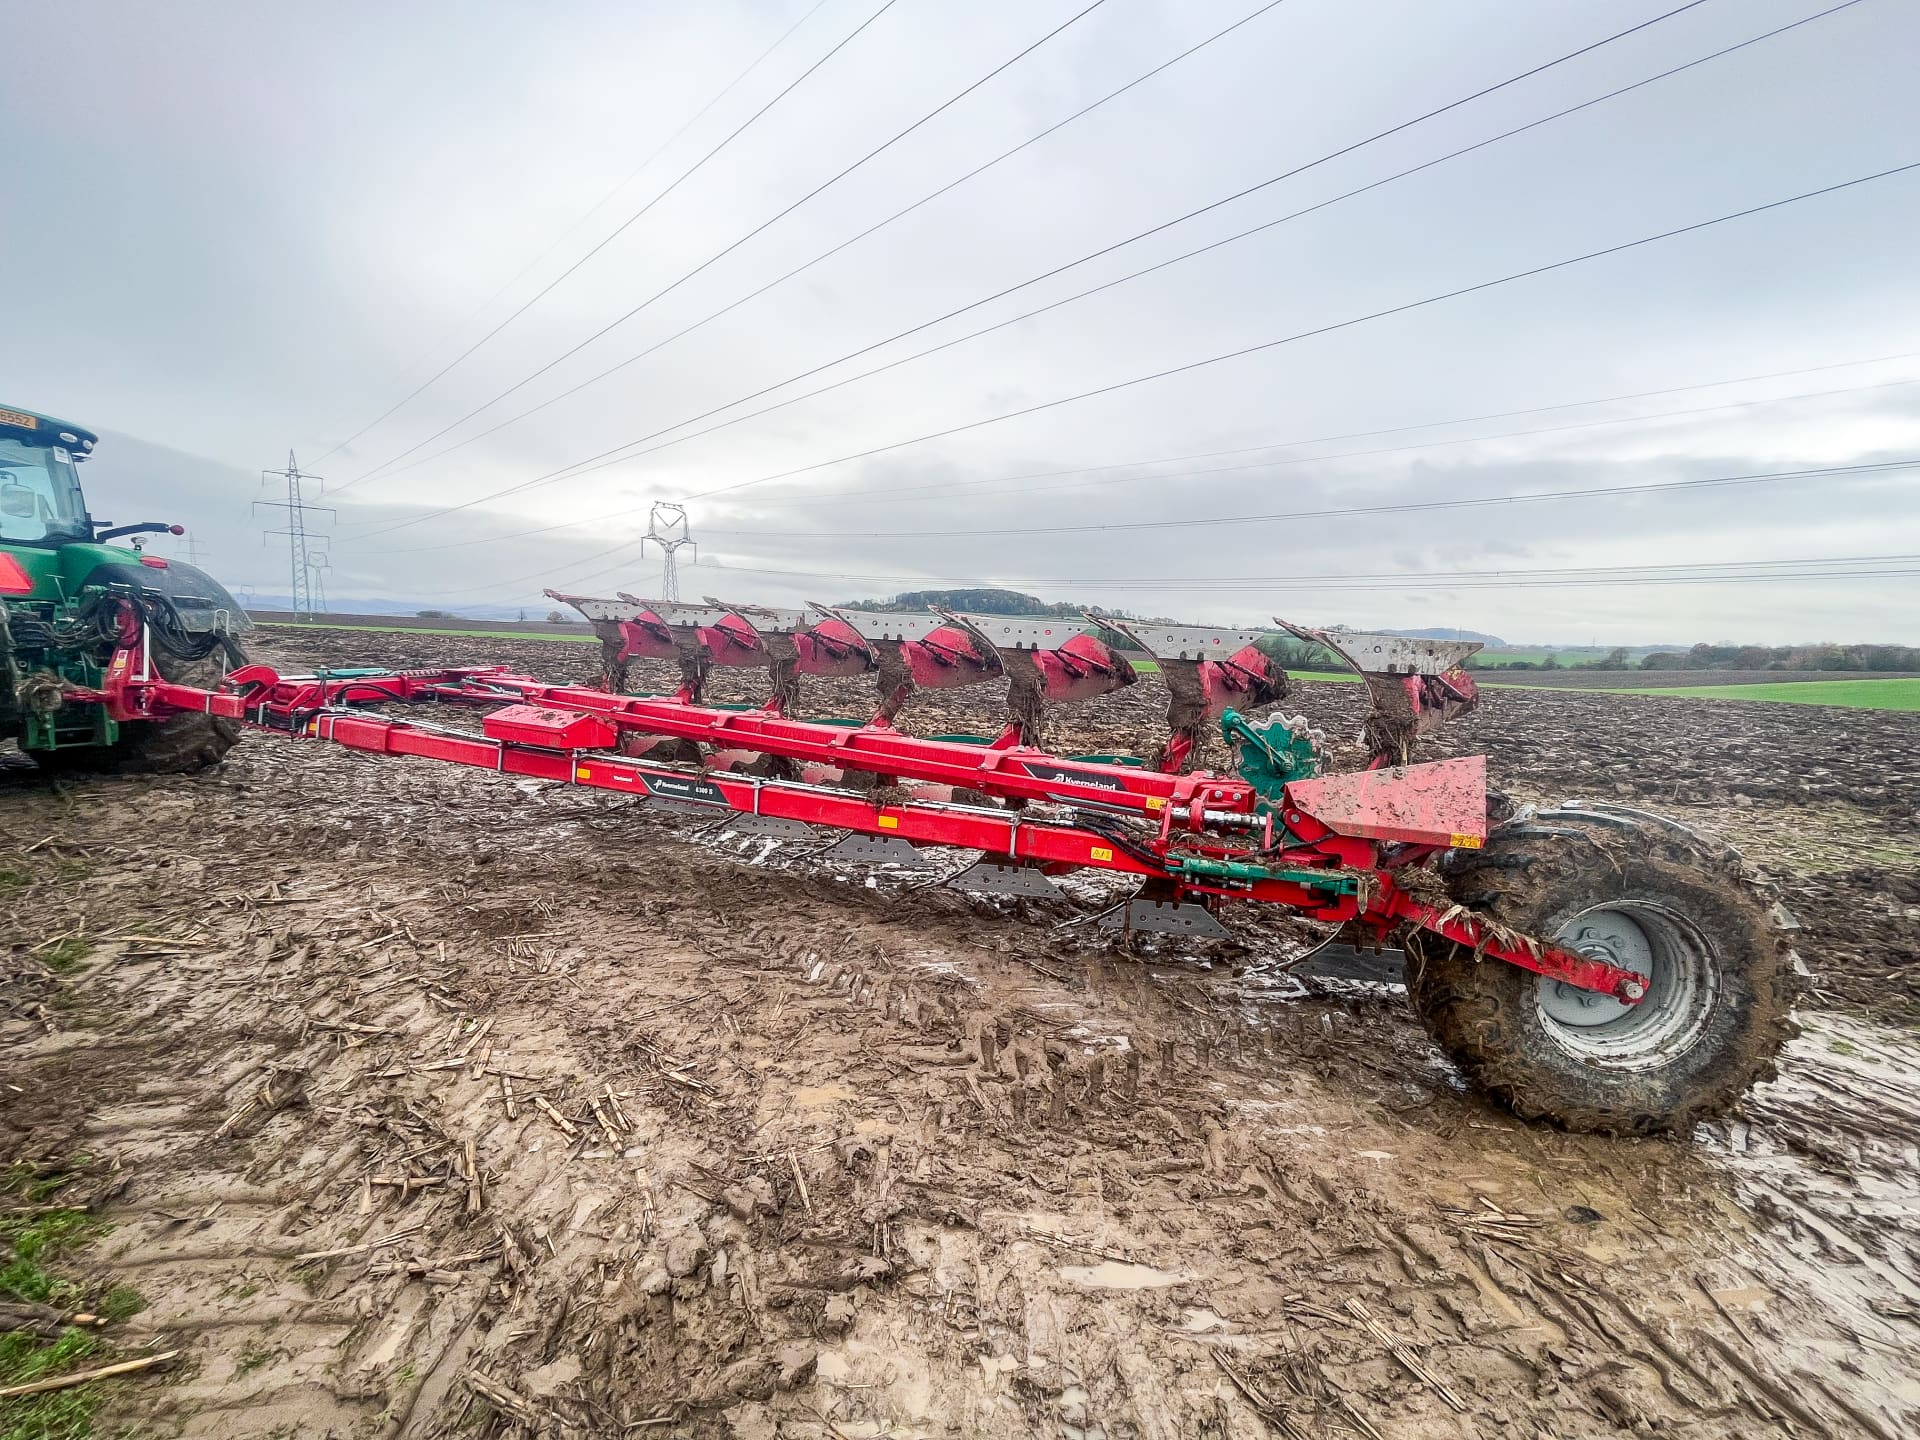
(1407, 803, 1802, 1136)
(35, 646, 244, 776)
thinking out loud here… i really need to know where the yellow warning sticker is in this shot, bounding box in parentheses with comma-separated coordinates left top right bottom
(1450, 833, 1484, 849)
(1145, 796, 1165, 810)
(878, 815, 899, 829)
(1090, 845, 1114, 861)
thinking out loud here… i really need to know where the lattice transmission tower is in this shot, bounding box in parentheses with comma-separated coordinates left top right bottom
(643, 502, 696, 602)
(254, 452, 334, 620)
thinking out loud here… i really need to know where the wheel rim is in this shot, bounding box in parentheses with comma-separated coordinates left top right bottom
(1536, 903, 1719, 1069)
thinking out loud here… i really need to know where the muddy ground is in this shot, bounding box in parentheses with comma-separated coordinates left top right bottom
(3, 624, 1918, 1438)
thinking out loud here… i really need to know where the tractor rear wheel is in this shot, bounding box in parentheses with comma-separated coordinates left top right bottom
(1406, 804, 1801, 1135)
(35, 646, 243, 776)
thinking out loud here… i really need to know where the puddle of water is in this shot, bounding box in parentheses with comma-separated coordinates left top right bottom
(1689, 1008, 1920, 1426)
(1058, 1261, 1185, 1289)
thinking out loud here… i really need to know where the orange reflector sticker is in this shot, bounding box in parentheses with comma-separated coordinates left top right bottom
(1450, 833, 1483, 849)
(878, 815, 899, 829)
(0, 553, 33, 595)
(576, 766, 592, 781)
(1091, 845, 1114, 861)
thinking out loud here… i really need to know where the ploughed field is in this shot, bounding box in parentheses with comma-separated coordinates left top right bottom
(2, 622, 1917, 1439)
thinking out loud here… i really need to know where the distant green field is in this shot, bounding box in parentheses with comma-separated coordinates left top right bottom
(1476, 649, 1573, 666)
(1603, 678, 1920, 711)
(1473, 648, 1629, 669)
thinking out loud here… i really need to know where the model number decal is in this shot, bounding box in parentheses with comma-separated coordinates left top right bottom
(642, 774, 728, 806)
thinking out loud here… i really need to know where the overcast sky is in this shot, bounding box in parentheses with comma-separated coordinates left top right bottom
(5, 0, 1918, 642)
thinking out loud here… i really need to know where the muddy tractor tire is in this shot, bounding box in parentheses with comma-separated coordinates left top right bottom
(35, 647, 243, 776)
(1407, 803, 1801, 1136)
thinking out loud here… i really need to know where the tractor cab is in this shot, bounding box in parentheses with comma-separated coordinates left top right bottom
(0, 405, 96, 546)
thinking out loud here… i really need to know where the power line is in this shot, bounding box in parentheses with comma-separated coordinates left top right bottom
(788, 348, 1920, 509)
(407, 531, 657, 600)
(334, 0, 1115, 491)
(660, 164, 1920, 506)
(440, 1, 841, 331)
(474, 553, 1920, 603)
(348, 0, 1859, 534)
(303, 0, 835, 464)
(664, 4, 1883, 502)
(434, 456, 1919, 600)
(345, 347, 1920, 556)
(676, 552, 1920, 590)
(701, 458, 1919, 540)
(335, 0, 1299, 489)
(710, 375, 1920, 523)
(312, 0, 904, 467)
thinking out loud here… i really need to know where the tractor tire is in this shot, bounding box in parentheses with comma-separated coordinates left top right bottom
(1406, 803, 1802, 1136)
(35, 647, 243, 777)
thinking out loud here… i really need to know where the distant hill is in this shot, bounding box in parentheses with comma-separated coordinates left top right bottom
(837, 588, 1094, 618)
(1379, 626, 1508, 647)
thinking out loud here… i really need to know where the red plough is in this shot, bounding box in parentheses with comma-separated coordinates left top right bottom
(77, 596, 1799, 1135)
(131, 645, 1637, 1004)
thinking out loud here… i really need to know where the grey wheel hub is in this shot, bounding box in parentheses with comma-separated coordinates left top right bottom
(1537, 903, 1719, 1068)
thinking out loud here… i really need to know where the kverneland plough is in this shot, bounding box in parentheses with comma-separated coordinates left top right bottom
(32, 586, 1800, 1136)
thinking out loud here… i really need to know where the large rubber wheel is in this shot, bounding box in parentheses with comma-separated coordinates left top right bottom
(34, 647, 243, 776)
(1406, 803, 1801, 1136)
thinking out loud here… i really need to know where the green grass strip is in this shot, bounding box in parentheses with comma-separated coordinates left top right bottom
(1571, 677, 1920, 710)
(1, 1186, 143, 1440)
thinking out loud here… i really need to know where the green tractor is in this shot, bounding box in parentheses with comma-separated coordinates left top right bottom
(0, 403, 252, 773)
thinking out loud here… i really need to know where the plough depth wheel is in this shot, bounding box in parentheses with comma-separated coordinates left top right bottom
(1407, 805, 1802, 1135)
